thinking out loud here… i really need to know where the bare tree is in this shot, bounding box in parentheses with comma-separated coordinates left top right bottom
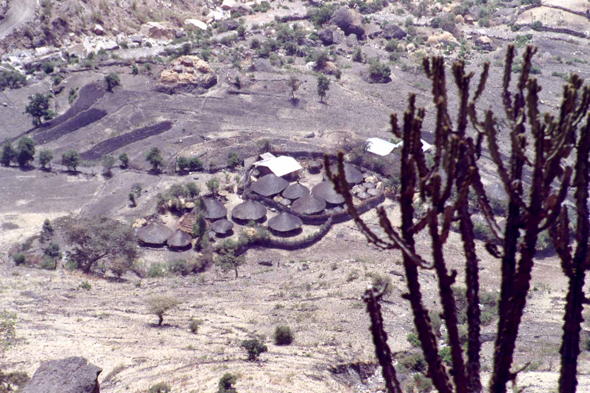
(327, 45, 590, 393)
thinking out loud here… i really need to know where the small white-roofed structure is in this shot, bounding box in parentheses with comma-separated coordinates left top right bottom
(254, 155, 303, 178)
(366, 137, 432, 156)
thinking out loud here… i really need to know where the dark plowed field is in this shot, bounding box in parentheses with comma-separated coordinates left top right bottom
(33, 108, 107, 144)
(80, 120, 174, 160)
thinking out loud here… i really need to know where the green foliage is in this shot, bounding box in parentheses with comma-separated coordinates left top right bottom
(0, 311, 17, 354)
(317, 74, 330, 102)
(16, 136, 36, 167)
(189, 318, 203, 334)
(42, 61, 54, 74)
(0, 69, 27, 91)
(12, 252, 26, 266)
(68, 87, 79, 104)
(63, 216, 139, 274)
(0, 369, 29, 392)
(118, 152, 129, 168)
(273, 325, 294, 345)
(52, 74, 64, 86)
(218, 373, 237, 393)
(216, 240, 245, 278)
(188, 156, 204, 171)
(44, 242, 61, 259)
(105, 73, 121, 92)
(177, 156, 190, 172)
(366, 271, 393, 295)
(61, 150, 80, 171)
(313, 50, 329, 69)
(25, 93, 54, 126)
(146, 147, 165, 172)
(368, 59, 391, 82)
(227, 151, 240, 168)
(131, 64, 139, 75)
(38, 149, 53, 169)
(148, 382, 171, 393)
(398, 351, 427, 372)
(146, 296, 179, 326)
(207, 177, 220, 194)
(307, 4, 336, 26)
(406, 332, 421, 348)
(384, 39, 398, 53)
(192, 213, 207, 239)
(41, 219, 54, 241)
(168, 259, 188, 276)
(240, 338, 268, 360)
(147, 263, 167, 278)
(186, 182, 200, 198)
(1, 143, 16, 167)
(101, 155, 116, 175)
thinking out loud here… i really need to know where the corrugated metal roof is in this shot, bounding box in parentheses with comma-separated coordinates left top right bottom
(254, 156, 303, 177)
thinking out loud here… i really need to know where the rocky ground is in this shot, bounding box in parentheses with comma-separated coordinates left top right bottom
(2, 0, 590, 391)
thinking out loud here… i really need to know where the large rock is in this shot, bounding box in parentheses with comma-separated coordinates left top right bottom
(249, 58, 274, 72)
(475, 35, 494, 51)
(426, 31, 458, 46)
(140, 22, 176, 40)
(318, 28, 334, 45)
(365, 23, 383, 39)
(382, 24, 407, 39)
(221, 19, 239, 31)
(346, 33, 358, 47)
(330, 6, 366, 40)
(156, 55, 217, 94)
(21, 357, 101, 393)
(184, 19, 208, 31)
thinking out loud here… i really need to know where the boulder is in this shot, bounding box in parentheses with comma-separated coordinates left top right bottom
(184, 19, 208, 31)
(330, 6, 366, 40)
(322, 61, 340, 75)
(382, 24, 407, 39)
(249, 58, 274, 72)
(93, 24, 105, 36)
(129, 34, 144, 43)
(318, 28, 334, 45)
(475, 35, 494, 51)
(221, 0, 237, 10)
(365, 23, 383, 39)
(156, 55, 217, 94)
(455, 14, 465, 24)
(426, 31, 458, 46)
(333, 28, 344, 44)
(346, 34, 358, 47)
(21, 357, 101, 393)
(140, 22, 176, 40)
(222, 19, 239, 31)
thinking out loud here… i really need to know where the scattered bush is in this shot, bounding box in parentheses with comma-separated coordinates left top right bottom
(101, 155, 116, 175)
(61, 150, 80, 171)
(146, 147, 165, 172)
(146, 296, 180, 326)
(147, 263, 167, 278)
(1, 143, 16, 166)
(240, 338, 268, 360)
(25, 93, 54, 126)
(119, 152, 129, 168)
(218, 373, 237, 393)
(168, 259, 188, 276)
(16, 136, 36, 168)
(79, 281, 92, 290)
(0, 69, 27, 91)
(273, 325, 294, 345)
(12, 252, 26, 266)
(406, 332, 421, 348)
(105, 73, 120, 92)
(38, 149, 53, 169)
(42, 61, 54, 74)
(148, 382, 171, 393)
(189, 318, 203, 334)
(227, 151, 240, 168)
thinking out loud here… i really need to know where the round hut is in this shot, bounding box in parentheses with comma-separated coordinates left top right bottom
(324, 163, 363, 185)
(282, 183, 310, 200)
(167, 230, 192, 249)
(211, 218, 234, 236)
(250, 174, 289, 197)
(291, 194, 326, 215)
(203, 198, 227, 220)
(231, 199, 267, 222)
(268, 212, 303, 236)
(312, 181, 346, 205)
(136, 222, 174, 246)
(178, 212, 196, 233)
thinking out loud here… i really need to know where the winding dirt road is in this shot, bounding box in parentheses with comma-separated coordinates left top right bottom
(0, 0, 37, 40)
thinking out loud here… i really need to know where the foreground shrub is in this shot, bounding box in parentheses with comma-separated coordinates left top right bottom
(273, 325, 295, 346)
(240, 338, 267, 360)
(218, 373, 237, 393)
(146, 296, 179, 326)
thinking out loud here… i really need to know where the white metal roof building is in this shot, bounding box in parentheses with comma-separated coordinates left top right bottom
(254, 155, 303, 178)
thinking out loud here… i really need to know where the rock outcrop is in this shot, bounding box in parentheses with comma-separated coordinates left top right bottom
(381, 24, 407, 39)
(156, 55, 217, 94)
(140, 22, 176, 40)
(21, 357, 101, 393)
(330, 7, 366, 40)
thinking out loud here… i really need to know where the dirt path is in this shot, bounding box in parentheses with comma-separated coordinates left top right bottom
(0, 0, 37, 40)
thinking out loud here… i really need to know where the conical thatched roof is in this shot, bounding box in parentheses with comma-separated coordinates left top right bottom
(211, 218, 234, 234)
(324, 163, 364, 184)
(251, 174, 289, 197)
(312, 181, 345, 205)
(203, 198, 227, 220)
(178, 212, 196, 233)
(268, 212, 303, 232)
(291, 194, 326, 215)
(231, 199, 267, 221)
(167, 230, 192, 248)
(136, 222, 173, 245)
(282, 183, 310, 200)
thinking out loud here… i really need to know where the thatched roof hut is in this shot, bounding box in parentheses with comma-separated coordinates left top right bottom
(203, 198, 227, 220)
(231, 200, 267, 221)
(312, 181, 346, 205)
(291, 194, 326, 215)
(136, 222, 173, 246)
(324, 163, 363, 184)
(250, 174, 289, 197)
(282, 183, 310, 200)
(178, 212, 196, 233)
(268, 212, 303, 233)
(167, 230, 192, 249)
(211, 219, 234, 235)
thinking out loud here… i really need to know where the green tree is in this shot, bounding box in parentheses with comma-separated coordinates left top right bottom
(63, 216, 139, 274)
(41, 218, 54, 241)
(317, 74, 330, 103)
(16, 136, 36, 167)
(240, 338, 267, 361)
(1, 143, 16, 166)
(24, 93, 54, 126)
(42, 61, 54, 74)
(118, 152, 129, 168)
(146, 147, 165, 172)
(227, 152, 240, 169)
(61, 150, 80, 172)
(313, 50, 329, 69)
(145, 296, 179, 326)
(101, 155, 116, 176)
(131, 64, 139, 75)
(218, 373, 237, 393)
(273, 325, 295, 346)
(287, 76, 300, 100)
(207, 177, 220, 195)
(177, 156, 190, 172)
(216, 240, 245, 278)
(105, 72, 121, 92)
(38, 149, 53, 169)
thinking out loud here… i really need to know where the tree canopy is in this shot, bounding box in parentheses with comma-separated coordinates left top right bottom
(24, 93, 54, 126)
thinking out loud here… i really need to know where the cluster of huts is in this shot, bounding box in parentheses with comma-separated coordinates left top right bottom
(135, 153, 384, 249)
